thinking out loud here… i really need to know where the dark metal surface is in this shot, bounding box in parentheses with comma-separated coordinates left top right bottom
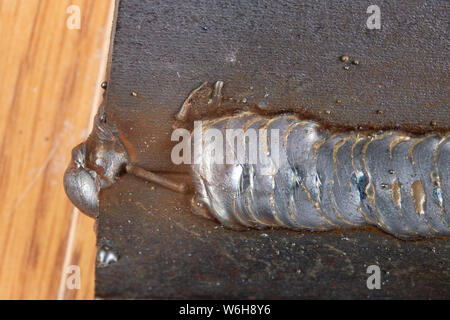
(96, 175, 450, 299)
(105, 0, 449, 173)
(94, 0, 450, 298)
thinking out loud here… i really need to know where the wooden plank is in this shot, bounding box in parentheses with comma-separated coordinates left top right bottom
(57, 211, 97, 300)
(0, 0, 115, 299)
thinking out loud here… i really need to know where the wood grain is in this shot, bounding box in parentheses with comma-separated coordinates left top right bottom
(0, 0, 115, 299)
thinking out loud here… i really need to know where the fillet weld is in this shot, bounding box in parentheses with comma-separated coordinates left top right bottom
(189, 110, 449, 239)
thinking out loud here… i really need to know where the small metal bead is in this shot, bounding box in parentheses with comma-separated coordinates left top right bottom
(340, 55, 349, 62)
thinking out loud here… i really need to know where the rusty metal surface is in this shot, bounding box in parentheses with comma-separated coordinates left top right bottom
(94, 0, 450, 298)
(96, 175, 450, 299)
(105, 0, 449, 173)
